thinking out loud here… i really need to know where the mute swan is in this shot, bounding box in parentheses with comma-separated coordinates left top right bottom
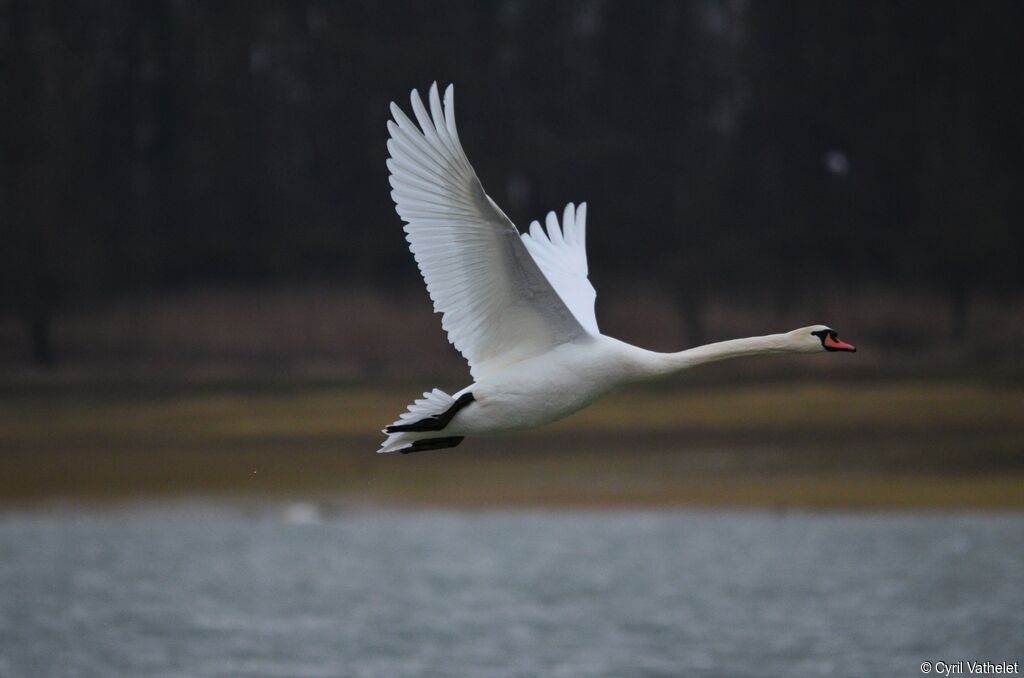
(379, 83, 855, 454)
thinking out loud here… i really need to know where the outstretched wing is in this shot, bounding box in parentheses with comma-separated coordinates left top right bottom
(387, 83, 588, 380)
(520, 203, 598, 334)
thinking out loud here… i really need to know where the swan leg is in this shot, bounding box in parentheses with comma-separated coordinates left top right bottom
(385, 392, 475, 433)
(398, 436, 465, 454)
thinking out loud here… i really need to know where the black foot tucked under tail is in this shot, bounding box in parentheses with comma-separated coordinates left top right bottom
(386, 392, 475, 434)
(399, 436, 465, 454)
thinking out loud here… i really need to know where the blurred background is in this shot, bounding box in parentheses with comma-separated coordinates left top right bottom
(2, 2, 1024, 676)
(1, 0, 1021, 506)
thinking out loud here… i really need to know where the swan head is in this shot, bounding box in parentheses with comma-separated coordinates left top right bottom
(788, 325, 857, 353)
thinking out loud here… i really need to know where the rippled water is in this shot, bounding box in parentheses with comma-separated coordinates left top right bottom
(0, 506, 1021, 677)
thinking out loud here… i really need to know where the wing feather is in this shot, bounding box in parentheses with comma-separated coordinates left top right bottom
(387, 83, 588, 379)
(520, 202, 599, 334)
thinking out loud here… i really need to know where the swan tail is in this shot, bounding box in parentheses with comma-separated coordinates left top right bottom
(378, 388, 469, 454)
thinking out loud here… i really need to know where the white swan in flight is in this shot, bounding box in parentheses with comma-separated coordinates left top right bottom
(379, 83, 856, 454)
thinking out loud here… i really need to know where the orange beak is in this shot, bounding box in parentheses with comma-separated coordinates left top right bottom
(824, 334, 856, 352)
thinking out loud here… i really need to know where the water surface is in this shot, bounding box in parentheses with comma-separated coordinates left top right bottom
(1, 506, 1021, 677)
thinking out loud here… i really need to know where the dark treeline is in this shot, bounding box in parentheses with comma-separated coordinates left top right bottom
(2, 0, 1022, 365)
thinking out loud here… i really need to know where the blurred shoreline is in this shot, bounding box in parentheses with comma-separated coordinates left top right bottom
(3, 287, 1021, 511)
(2, 375, 1021, 511)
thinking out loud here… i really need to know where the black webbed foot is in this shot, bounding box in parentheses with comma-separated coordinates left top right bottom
(398, 436, 465, 454)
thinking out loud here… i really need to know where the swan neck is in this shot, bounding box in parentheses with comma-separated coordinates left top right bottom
(652, 333, 792, 376)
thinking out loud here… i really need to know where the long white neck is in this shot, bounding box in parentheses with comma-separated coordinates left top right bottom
(637, 332, 794, 378)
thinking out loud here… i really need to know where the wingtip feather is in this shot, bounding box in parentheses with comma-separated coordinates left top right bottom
(545, 211, 564, 245)
(562, 203, 576, 245)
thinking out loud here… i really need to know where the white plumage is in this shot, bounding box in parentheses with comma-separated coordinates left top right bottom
(386, 85, 584, 381)
(521, 203, 598, 334)
(380, 83, 856, 454)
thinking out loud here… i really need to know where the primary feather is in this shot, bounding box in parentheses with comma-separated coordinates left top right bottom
(520, 203, 598, 334)
(386, 83, 587, 380)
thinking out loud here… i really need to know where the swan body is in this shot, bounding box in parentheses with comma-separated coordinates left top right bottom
(379, 83, 855, 454)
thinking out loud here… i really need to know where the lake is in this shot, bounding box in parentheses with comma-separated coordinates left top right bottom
(1, 505, 1021, 677)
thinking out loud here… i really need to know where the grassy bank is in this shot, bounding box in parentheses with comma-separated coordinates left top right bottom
(1, 378, 1022, 509)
